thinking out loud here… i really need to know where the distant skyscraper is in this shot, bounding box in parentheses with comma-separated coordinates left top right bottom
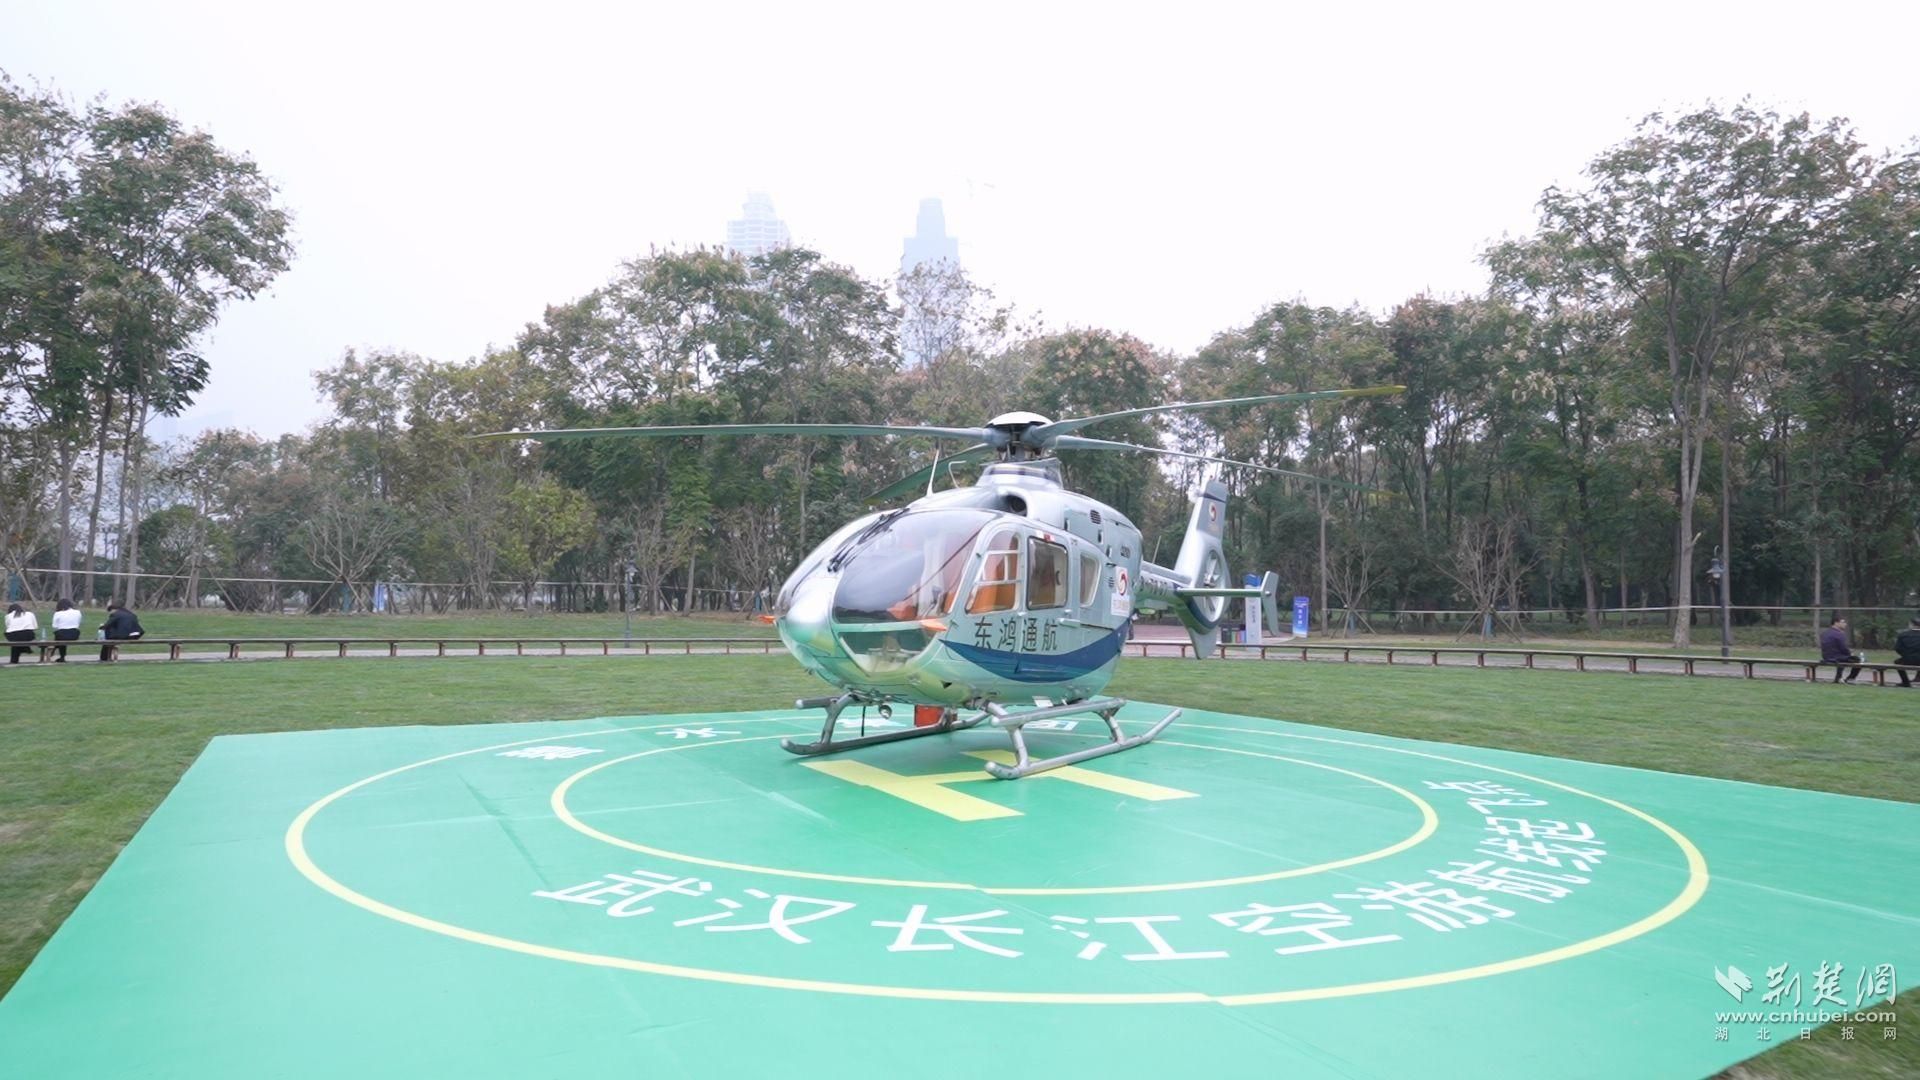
(725, 192, 791, 257)
(900, 197, 959, 273)
(899, 198, 963, 369)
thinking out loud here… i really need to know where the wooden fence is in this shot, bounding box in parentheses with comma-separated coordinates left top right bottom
(19, 637, 781, 661)
(1187, 641, 1919, 687)
(10, 635, 1915, 687)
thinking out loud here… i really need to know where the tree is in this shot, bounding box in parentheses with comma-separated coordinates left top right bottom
(721, 504, 784, 617)
(74, 99, 292, 605)
(1180, 303, 1393, 627)
(135, 503, 230, 604)
(734, 247, 898, 548)
(1325, 520, 1382, 636)
(896, 259, 1029, 369)
(1444, 517, 1535, 640)
(1487, 238, 1635, 627)
(495, 476, 595, 610)
(294, 491, 404, 612)
(627, 503, 674, 614)
(0, 432, 53, 599)
(1788, 147, 1920, 609)
(1525, 103, 1861, 645)
(157, 429, 265, 604)
(0, 76, 101, 600)
(1, 87, 296, 607)
(315, 350, 414, 500)
(1367, 296, 1512, 548)
(1019, 330, 1171, 529)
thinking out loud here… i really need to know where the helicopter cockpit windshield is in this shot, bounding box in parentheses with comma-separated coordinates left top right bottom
(829, 509, 995, 625)
(777, 512, 882, 612)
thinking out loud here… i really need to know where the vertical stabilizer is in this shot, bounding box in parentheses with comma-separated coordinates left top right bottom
(1168, 479, 1231, 657)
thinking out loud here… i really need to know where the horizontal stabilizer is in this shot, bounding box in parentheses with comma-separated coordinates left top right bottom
(1175, 572, 1282, 637)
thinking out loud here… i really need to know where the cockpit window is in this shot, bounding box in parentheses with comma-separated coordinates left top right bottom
(777, 512, 881, 611)
(830, 509, 995, 624)
(965, 530, 1021, 614)
(1028, 537, 1067, 609)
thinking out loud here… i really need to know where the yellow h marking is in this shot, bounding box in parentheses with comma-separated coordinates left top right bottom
(802, 754, 1196, 821)
(966, 752, 1199, 802)
(802, 760, 1021, 821)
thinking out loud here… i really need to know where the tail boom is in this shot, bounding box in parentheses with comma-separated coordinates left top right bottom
(1132, 478, 1282, 658)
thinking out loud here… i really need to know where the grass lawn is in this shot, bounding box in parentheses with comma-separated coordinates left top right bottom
(0, 654, 1912, 1077)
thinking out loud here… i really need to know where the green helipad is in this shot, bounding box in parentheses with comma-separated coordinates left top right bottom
(2, 704, 1914, 1078)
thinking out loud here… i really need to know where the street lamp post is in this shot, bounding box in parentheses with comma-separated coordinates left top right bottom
(1707, 548, 1731, 659)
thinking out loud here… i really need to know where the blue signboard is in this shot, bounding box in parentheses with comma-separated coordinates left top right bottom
(1292, 596, 1311, 637)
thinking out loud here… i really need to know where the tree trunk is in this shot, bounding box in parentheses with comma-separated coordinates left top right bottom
(186, 515, 203, 607)
(1719, 423, 1733, 640)
(1664, 300, 1709, 648)
(125, 393, 150, 609)
(1811, 543, 1823, 633)
(1580, 549, 1599, 630)
(112, 400, 135, 603)
(683, 547, 697, 616)
(55, 435, 76, 599)
(1315, 491, 1329, 633)
(83, 394, 113, 605)
(1810, 485, 1822, 632)
(1672, 455, 1701, 647)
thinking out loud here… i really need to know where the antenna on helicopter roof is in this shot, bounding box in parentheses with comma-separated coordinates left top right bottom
(925, 445, 942, 497)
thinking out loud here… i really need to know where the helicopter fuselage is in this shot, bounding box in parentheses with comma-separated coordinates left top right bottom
(775, 459, 1172, 708)
(490, 387, 1383, 773)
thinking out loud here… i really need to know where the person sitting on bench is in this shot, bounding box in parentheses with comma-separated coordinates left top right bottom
(1819, 615, 1864, 684)
(1895, 614, 1920, 689)
(50, 598, 82, 662)
(5, 604, 36, 664)
(99, 603, 144, 662)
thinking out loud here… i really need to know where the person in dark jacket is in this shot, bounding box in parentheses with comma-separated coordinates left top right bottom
(1819, 615, 1864, 683)
(99, 603, 144, 662)
(1895, 614, 1920, 688)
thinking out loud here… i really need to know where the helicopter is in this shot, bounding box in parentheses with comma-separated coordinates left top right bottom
(486, 385, 1400, 779)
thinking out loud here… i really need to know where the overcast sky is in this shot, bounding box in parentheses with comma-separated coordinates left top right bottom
(7, 0, 1918, 439)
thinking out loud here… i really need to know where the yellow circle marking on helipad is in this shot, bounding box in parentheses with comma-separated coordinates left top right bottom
(550, 733, 1438, 895)
(285, 712, 1710, 1006)
(1170, 722, 1712, 1005)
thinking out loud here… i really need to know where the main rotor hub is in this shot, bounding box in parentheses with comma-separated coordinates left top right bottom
(984, 411, 1055, 460)
(985, 410, 1053, 429)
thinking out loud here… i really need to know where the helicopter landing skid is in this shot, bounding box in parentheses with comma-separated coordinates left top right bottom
(780, 694, 986, 757)
(979, 697, 1179, 780)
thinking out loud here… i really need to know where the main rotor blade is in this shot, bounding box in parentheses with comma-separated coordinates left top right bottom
(1049, 436, 1377, 491)
(864, 443, 995, 502)
(1030, 385, 1405, 443)
(477, 422, 993, 443)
